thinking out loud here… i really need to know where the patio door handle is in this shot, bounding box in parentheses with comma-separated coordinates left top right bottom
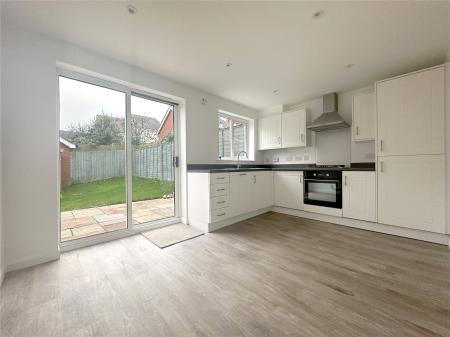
(173, 156, 179, 167)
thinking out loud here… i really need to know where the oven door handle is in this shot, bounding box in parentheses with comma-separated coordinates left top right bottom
(304, 179, 340, 183)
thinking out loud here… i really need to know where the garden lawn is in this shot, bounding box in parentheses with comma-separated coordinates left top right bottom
(61, 176, 174, 211)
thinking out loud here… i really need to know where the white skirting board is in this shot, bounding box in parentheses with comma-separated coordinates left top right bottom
(189, 207, 272, 233)
(272, 206, 450, 246)
(6, 250, 61, 274)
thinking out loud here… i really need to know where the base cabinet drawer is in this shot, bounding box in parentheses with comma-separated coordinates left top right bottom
(210, 183, 229, 197)
(210, 173, 230, 184)
(210, 208, 229, 222)
(211, 195, 229, 210)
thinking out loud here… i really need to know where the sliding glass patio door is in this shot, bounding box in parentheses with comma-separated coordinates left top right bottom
(130, 94, 176, 226)
(58, 72, 178, 244)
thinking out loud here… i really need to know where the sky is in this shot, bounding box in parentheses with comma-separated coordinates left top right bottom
(59, 77, 171, 130)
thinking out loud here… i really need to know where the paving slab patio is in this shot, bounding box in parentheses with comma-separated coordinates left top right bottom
(61, 198, 174, 241)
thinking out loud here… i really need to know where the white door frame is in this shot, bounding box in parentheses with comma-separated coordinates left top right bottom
(57, 68, 182, 252)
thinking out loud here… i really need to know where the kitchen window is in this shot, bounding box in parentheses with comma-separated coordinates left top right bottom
(218, 111, 250, 160)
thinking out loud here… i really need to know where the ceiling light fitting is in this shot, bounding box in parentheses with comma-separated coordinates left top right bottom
(312, 10, 324, 19)
(127, 5, 137, 14)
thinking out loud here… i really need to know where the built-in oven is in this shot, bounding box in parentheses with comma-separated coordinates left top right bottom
(303, 170, 342, 209)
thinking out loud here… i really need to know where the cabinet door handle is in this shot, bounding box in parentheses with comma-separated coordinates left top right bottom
(380, 139, 384, 151)
(217, 201, 226, 204)
(344, 176, 348, 186)
(217, 213, 226, 217)
(239, 173, 247, 176)
(216, 188, 225, 192)
(299, 176, 303, 183)
(356, 126, 359, 136)
(300, 133, 304, 142)
(253, 175, 256, 184)
(380, 161, 384, 172)
(278, 136, 281, 144)
(216, 177, 225, 180)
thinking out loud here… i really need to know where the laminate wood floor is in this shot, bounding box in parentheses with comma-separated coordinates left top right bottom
(1, 212, 449, 337)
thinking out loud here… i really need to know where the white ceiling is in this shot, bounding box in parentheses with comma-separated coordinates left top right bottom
(2, 1, 450, 110)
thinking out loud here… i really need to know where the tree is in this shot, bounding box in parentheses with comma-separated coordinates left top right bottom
(67, 113, 123, 146)
(89, 114, 122, 145)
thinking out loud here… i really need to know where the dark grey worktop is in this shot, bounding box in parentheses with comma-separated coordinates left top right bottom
(187, 163, 375, 173)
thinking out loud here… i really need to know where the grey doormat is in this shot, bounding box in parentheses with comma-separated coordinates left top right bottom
(141, 223, 204, 248)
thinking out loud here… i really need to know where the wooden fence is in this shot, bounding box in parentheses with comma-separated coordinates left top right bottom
(71, 143, 174, 183)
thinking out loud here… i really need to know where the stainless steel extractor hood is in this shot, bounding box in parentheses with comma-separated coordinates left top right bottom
(307, 92, 350, 132)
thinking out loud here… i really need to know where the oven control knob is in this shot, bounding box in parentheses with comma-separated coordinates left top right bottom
(326, 173, 330, 177)
(313, 173, 316, 176)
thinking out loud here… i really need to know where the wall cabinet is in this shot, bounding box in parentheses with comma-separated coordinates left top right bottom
(377, 155, 445, 233)
(376, 67, 445, 156)
(281, 108, 309, 148)
(258, 108, 309, 150)
(342, 171, 376, 222)
(352, 92, 375, 142)
(274, 171, 303, 210)
(258, 115, 282, 150)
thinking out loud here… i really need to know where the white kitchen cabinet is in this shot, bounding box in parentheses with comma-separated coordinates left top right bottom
(258, 115, 282, 150)
(282, 108, 310, 148)
(352, 92, 375, 142)
(187, 172, 232, 231)
(376, 67, 445, 156)
(377, 155, 445, 233)
(253, 171, 274, 210)
(229, 172, 253, 216)
(342, 171, 376, 222)
(259, 109, 310, 150)
(229, 171, 273, 216)
(274, 171, 303, 210)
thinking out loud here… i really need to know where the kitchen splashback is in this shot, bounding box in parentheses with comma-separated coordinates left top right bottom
(315, 128, 351, 165)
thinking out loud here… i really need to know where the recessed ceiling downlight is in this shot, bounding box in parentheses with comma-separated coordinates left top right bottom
(273, 89, 279, 94)
(312, 10, 324, 19)
(226, 62, 233, 68)
(127, 5, 137, 14)
(345, 63, 355, 68)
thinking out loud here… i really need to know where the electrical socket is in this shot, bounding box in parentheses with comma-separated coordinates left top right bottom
(272, 157, 280, 163)
(286, 156, 293, 162)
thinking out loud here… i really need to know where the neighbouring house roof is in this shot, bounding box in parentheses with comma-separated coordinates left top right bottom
(157, 106, 173, 136)
(60, 137, 76, 149)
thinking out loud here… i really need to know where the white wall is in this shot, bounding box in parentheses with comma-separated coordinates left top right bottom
(1, 23, 260, 271)
(260, 87, 375, 165)
(0, 3, 3, 285)
(446, 64, 450, 235)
